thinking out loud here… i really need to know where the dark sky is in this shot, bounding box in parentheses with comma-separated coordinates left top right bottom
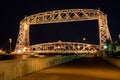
(0, 0, 120, 50)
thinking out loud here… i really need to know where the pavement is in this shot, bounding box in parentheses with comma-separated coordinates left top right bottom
(16, 57, 120, 80)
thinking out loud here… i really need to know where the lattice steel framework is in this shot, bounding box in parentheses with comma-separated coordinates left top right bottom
(30, 41, 99, 54)
(15, 9, 112, 53)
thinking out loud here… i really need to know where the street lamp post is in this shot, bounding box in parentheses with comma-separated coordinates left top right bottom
(9, 38, 12, 52)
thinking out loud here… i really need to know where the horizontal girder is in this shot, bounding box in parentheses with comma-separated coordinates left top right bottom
(30, 42, 99, 54)
(22, 9, 104, 25)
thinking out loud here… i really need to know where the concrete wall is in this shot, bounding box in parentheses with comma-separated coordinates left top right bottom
(103, 57, 120, 67)
(0, 55, 80, 80)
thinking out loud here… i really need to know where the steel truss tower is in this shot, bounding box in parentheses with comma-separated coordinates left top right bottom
(15, 9, 112, 52)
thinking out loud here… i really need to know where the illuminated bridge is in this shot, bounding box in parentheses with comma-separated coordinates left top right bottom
(30, 41, 99, 54)
(14, 9, 112, 54)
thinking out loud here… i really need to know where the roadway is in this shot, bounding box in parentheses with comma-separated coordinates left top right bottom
(16, 57, 120, 80)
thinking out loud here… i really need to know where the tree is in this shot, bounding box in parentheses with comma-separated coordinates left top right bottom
(103, 39, 115, 55)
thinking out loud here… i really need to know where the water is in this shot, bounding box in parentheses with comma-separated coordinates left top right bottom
(0, 54, 30, 60)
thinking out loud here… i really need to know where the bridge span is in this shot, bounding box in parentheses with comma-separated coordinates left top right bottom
(30, 41, 99, 54)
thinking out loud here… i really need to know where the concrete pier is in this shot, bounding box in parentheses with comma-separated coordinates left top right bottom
(0, 55, 80, 80)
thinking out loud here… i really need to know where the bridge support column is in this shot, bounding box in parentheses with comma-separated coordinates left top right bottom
(15, 22, 30, 52)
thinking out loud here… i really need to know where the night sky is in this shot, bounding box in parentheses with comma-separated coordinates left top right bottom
(0, 0, 120, 50)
